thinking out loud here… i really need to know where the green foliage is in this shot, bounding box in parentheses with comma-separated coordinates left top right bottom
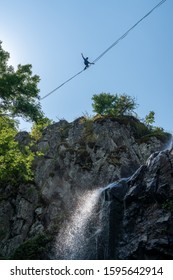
(92, 93, 117, 115)
(92, 93, 137, 117)
(31, 117, 53, 141)
(0, 116, 36, 186)
(0, 42, 47, 186)
(133, 120, 151, 139)
(145, 111, 155, 126)
(0, 43, 50, 187)
(0, 41, 44, 122)
(81, 111, 94, 122)
(149, 126, 170, 142)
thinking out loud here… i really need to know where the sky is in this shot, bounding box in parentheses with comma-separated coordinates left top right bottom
(0, 0, 172, 133)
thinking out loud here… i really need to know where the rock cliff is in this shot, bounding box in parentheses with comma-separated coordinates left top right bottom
(102, 149, 173, 259)
(0, 116, 172, 259)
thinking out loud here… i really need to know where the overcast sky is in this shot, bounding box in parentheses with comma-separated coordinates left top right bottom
(0, 0, 172, 133)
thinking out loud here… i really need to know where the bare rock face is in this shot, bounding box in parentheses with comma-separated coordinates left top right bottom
(0, 184, 38, 257)
(0, 117, 171, 259)
(35, 117, 165, 193)
(103, 149, 173, 260)
(120, 150, 173, 259)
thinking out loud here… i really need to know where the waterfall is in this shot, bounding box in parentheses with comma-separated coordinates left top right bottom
(55, 179, 129, 260)
(164, 134, 173, 151)
(55, 177, 130, 260)
(55, 188, 102, 259)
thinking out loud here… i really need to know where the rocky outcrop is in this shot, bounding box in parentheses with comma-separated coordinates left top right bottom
(0, 183, 39, 258)
(0, 116, 171, 259)
(103, 149, 173, 259)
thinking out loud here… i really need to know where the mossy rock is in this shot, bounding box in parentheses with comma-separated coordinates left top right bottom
(75, 149, 93, 170)
(10, 234, 53, 260)
(107, 146, 127, 167)
(108, 156, 121, 166)
(58, 123, 71, 140)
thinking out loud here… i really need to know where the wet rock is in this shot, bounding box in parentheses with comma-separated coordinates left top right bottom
(117, 150, 173, 260)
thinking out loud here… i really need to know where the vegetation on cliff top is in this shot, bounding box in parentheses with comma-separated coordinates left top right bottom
(88, 93, 169, 142)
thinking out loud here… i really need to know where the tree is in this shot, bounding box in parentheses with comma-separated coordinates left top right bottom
(0, 115, 34, 185)
(92, 93, 117, 115)
(145, 111, 155, 126)
(0, 41, 44, 122)
(92, 93, 137, 117)
(31, 117, 53, 141)
(0, 42, 45, 187)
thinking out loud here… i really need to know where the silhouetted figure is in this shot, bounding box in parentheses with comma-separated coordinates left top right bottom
(81, 53, 94, 70)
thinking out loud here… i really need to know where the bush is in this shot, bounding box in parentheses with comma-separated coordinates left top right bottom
(144, 111, 155, 126)
(0, 116, 39, 186)
(31, 117, 53, 141)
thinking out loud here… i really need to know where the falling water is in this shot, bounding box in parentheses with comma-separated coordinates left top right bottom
(167, 135, 173, 151)
(163, 134, 173, 151)
(56, 188, 102, 259)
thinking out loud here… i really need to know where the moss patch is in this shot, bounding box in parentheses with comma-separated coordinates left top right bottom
(75, 149, 93, 170)
(10, 234, 53, 260)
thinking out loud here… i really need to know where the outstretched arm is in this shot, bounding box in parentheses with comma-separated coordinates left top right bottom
(81, 53, 85, 60)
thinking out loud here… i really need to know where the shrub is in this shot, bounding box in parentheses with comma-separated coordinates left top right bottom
(0, 116, 35, 186)
(31, 117, 53, 141)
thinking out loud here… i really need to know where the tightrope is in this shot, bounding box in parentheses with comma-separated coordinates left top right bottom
(41, 0, 166, 100)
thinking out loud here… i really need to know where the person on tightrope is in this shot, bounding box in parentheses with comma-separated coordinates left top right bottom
(81, 53, 94, 70)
